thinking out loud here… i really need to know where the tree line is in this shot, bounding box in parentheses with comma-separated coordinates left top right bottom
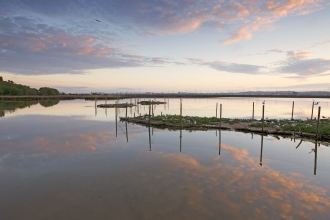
(0, 77, 61, 95)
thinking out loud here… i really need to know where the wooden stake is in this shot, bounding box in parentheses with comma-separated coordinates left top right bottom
(125, 102, 128, 118)
(219, 104, 222, 128)
(216, 103, 218, 118)
(291, 101, 294, 120)
(180, 99, 182, 127)
(148, 104, 151, 126)
(316, 106, 321, 140)
(252, 102, 254, 120)
(262, 105, 265, 134)
(311, 101, 314, 120)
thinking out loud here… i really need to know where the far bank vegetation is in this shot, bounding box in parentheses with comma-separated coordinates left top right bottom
(0, 76, 60, 95)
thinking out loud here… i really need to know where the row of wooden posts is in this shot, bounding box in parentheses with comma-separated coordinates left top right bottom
(185, 100, 322, 139)
(110, 98, 322, 140)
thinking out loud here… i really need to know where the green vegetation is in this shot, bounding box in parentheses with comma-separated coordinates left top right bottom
(138, 101, 166, 105)
(0, 77, 60, 96)
(132, 114, 330, 136)
(136, 114, 254, 125)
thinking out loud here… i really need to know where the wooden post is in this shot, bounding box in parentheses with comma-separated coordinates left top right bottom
(316, 106, 321, 140)
(115, 101, 118, 137)
(291, 101, 294, 120)
(216, 103, 218, 118)
(252, 102, 254, 120)
(105, 98, 107, 117)
(134, 112, 135, 118)
(261, 105, 265, 134)
(219, 104, 222, 128)
(311, 101, 314, 120)
(94, 97, 97, 116)
(148, 104, 151, 126)
(125, 102, 128, 118)
(152, 102, 154, 117)
(180, 99, 182, 127)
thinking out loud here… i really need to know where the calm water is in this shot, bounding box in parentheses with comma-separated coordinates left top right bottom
(1, 98, 330, 219)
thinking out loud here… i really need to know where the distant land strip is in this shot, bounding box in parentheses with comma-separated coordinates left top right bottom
(1, 93, 330, 101)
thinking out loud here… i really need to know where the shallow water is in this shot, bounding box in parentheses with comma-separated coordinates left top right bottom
(0, 99, 329, 219)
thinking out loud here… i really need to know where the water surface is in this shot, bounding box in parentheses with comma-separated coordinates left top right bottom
(0, 98, 329, 219)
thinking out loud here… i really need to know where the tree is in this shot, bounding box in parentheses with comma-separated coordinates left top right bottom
(39, 87, 60, 95)
(0, 76, 3, 81)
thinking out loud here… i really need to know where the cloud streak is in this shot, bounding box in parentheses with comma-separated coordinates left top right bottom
(279, 58, 330, 76)
(188, 58, 264, 75)
(287, 50, 312, 59)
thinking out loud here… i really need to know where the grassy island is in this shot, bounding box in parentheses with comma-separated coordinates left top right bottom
(120, 114, 330, 141)
(137, 101, 167, 105)
(97, 103, 135, 108)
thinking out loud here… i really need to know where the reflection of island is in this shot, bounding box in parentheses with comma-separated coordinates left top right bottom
(39, 100, 60, 107)
(0, 100, 60, 117)
(0, 101, 38, 117)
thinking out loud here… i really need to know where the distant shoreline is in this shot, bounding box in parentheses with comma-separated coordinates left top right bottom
(1, 93, 330, 101)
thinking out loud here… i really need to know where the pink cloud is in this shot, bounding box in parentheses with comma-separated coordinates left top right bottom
(222, 25, 253, 45)
(221, 0, 323, 44)
(287, 50, 312, 59)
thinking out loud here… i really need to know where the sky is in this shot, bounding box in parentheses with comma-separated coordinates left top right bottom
(1, 0, 330, 93)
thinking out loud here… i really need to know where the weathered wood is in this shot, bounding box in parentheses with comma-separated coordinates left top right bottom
(316, 106, 321, 140)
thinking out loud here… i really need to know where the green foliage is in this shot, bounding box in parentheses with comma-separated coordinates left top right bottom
(39, 87, 60, 95)
(1, 87, 23, 95)
(0, 76, 3, 81)
(25, 88, 38, 95)
(137, 114, 330, 136)
(0, 80, 61, 96)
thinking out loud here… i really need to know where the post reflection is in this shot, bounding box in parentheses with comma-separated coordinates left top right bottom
(314, 141, 317, 175)
(295, 139, 303, 149)
(115, 103, 118, 137)
(148, 125, 151, 151)
(219, 128, 221, 156)
(125, 121, 128, 142)
(260, 134, 264, 166)
(105, 98, 107, 117)
(180, 129, 182, 152)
